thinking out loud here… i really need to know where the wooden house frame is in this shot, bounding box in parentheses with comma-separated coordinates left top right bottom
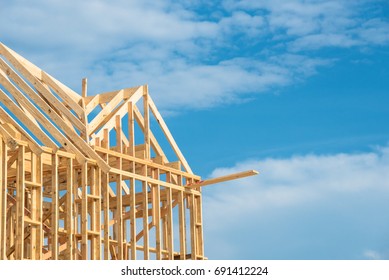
(0, 42, 257, 260)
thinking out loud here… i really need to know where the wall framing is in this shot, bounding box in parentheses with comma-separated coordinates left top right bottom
(0, 42, 257, 260)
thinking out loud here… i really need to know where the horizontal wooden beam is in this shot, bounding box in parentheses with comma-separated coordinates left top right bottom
(186, 170, 259, 188)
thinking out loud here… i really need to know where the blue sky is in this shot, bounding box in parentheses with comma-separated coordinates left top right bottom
(1, 0, 389, 260)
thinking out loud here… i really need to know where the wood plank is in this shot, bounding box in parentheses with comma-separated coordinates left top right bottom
(81, 162, 88, 259)
(51, 154, 59, 260)
(128, 102, 135, 157)
(143, 86, 150, 159)
(133, 104, 168, 164)
(0, 56, 84, 134)
(88, 90, 124, 135)
(94, 167, 101, 260)
(0, 52, 109, 172)
(36, 154, 43, 260)
(186, 170, 259, 188)
(0, 88, 58, 150)
(195, 195, 204, 257)
(178, 190, 186, 259)
(116, 160, 124, 260)
(0, 123, 19, 151)
(142, 165, 149, 260)
(85, 94, 100, 115)
(41, 71, 84, 118)
(82, 78, 87, 98)
(129, 177, 136, 260)
(86, 87, 139, 104)
(15, 145, 25, 259)
(166, 173, 174, 260)
(90, 86, 143, 141)
(0, 44, 82, 106)
(0, 82, 88, 166)
(102, 171, 110, 259)
(152, 169, 162, 260)
(0, 109, 43, 155)
(189, 194, 196, 260)
(66, 158, 73, 260)
(148, 95, 193, 173)
(0, 138, 6, 259)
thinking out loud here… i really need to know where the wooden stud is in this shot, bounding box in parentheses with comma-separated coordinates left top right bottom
(82, 78, 88, 98)
(142, 165, 149, 259)
(0, 137, 6, 259)
(148, 95, 192, 173)
(130, 177, 136, 260)
(15, 145, 25, 259)
(166, 172, 174, 260)
(81, 162, 88, 259)
(51, 153, 59, 259)
(178, 190, 186, 259)
(143, 85, 150, 159)
(66, 158, 74, 259)
(0, 42, 260, 261)
(128, 102, 135, 157)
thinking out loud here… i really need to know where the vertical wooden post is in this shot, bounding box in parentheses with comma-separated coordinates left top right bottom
(51, 153, 59, 259)
(81, 162, 88, 259)
(30, 153, 37, 259)
(102, 170, 110, 260)
(116, 149, 124, 259)
(128, 102, 135, 157)
(196, 194, 204, 258)
(72, 164, 79, 259)
(116, 115, 122, 153)
(142, 164, 149, 259)
(143, 85, 150, 159)
(130, 176, 136, 260)
(152, 169, 161, 260)
(0, 137, 6, 259)
(15, 145, 25, 259)
(66, 158, 73, 260)
(189, 194, 197, 259)
(95, 167, 101, 260)
(82, 78, 88, 98)
(166, 172, 173, 260)
(36, 154, 43, 260)
(178, 190, 186, 259)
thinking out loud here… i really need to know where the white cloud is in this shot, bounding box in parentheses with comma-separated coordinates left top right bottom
(203, 145, 389, 259)
(364, 250, 382, 260)
(1, 0, 388, 112)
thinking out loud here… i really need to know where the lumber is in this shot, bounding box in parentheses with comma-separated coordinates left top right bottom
(0, 42, 259, 261)
(187, 170, 259, 188)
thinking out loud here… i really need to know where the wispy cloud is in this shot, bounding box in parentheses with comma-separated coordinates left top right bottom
(1, 0, 388, 111)
(364, 250, 382, 260)
(203, 145, 389, 259)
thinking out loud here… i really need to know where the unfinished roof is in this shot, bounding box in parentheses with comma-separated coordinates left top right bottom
(0, 42, 257, 260)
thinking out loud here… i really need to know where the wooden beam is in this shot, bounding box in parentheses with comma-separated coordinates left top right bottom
(143, 86, 150, 159)
(85, 94, 100, 115)
(0, 89, 58, 150)
(0, 138, 7, 259)
(82, 78, 87, 98)
(148, 95, 192, 173)
(88, 90, 124, 135)
(0, 55, 85, 134)
(41, 71, 84, 118)
(51, 154, 59, 260)
(15, 145, 25, 259)
(0, 51, 110, 173)
(0, 108, 43, 155)
(90, 86, 143, 141)
(187, 170, 259, 188)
